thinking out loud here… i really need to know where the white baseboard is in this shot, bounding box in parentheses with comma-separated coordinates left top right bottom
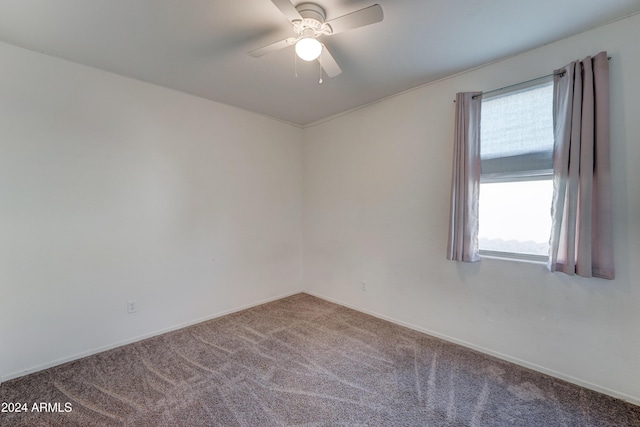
(1, 290, 303, 385)
(304, 291, 640, 407)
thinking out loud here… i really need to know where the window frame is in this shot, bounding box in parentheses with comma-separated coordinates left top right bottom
(478, 77, 554, 263)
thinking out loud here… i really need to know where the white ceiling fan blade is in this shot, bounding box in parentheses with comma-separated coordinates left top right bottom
(271, 0, 302, 22)
(318, 46, 342, 78)
(326, 4, 383, 35)
(249, 37, 296, 58)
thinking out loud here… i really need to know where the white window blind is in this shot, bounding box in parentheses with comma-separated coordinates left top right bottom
(480, 81, 554, 181)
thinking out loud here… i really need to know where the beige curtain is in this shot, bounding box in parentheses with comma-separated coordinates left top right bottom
(447, 92, 482, 262)
(548, 51, 614, 279)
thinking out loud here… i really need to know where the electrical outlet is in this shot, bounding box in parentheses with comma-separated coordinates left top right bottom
(127, 300, 137, 314)
(361, 281, 367, 291)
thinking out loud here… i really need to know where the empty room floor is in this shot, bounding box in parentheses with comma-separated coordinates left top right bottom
(1, 293, 639, 426)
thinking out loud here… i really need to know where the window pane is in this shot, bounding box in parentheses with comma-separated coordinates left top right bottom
(478, 180, 553, 256)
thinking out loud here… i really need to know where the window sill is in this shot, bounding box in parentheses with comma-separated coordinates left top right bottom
(479, 250, 548, 265)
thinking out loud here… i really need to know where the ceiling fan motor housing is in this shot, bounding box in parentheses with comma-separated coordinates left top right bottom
(293, 3, 332, 36)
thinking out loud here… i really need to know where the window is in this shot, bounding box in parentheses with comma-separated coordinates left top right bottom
(478, 79, 554, 262)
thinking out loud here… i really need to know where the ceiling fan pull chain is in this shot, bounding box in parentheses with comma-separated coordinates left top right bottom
(318, 61, 323, 84)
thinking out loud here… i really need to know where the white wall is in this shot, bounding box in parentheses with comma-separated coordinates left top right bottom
(303, 14, 640, 403)
(0, 43, 303, 380)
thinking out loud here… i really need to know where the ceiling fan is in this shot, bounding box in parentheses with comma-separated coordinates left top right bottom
(249, 1, 383, 80)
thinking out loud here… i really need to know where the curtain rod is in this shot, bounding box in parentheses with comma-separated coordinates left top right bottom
(453, 56, 611, 102)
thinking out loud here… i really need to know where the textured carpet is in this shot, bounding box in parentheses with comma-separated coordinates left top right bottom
(1, 293, 639, 426)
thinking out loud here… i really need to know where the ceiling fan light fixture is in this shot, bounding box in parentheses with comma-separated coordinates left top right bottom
(295, 37, 322, 61)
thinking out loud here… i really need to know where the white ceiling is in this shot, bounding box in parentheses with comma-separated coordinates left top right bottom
(1, 0, 640, 126)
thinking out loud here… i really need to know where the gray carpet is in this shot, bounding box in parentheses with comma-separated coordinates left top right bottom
(1, 293, 639, 426)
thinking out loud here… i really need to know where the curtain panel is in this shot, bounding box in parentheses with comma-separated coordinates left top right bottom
(548, 51, 614, 279)
(447, 92, 482, 262)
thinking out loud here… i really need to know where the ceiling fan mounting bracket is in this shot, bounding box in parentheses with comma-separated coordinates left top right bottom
(295, 3, 325, 22)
